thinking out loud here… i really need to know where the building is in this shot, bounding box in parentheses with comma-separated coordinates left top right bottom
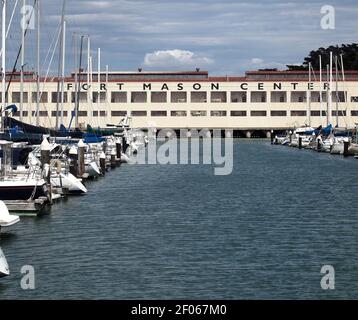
(4, 69, 358, 134)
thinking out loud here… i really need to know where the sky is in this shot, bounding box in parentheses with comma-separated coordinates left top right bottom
(3, 0, 358, 76)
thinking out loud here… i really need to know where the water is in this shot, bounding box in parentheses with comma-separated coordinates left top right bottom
(1, 140, 358, 299)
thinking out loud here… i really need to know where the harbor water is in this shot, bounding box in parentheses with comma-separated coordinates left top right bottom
(1, 140, 358, 299)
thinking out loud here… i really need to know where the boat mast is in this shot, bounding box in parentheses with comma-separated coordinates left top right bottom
(326, 64, 329, 126)
(97, 47, 100, 127)
(328, 51, 333, 126)
(87, 36, 91, 127)
(36, 0, 40, 126)
(335, 55, 339, 127)
(308, 62, 311, 127)
(20, 0, 26, 122)
(340, 54, 348, 122)
(319, 55, 323, 126)
(75, 35, 84, 129)
(60, 20, 66, 127)
(56, 0, 66, 130)
(1, 0, 6, 132)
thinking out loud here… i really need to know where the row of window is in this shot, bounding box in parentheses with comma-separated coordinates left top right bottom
(2, 91, 353, 104)
(13, 110, 357, 118)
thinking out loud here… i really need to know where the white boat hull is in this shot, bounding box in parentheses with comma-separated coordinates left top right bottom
(0, 247, 10, 277)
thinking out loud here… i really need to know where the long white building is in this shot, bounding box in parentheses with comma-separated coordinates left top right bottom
(4, 69, 358, 132)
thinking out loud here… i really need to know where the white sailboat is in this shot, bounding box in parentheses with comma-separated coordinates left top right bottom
(0, 200, 20, 228)
(0, 246, 9, 277)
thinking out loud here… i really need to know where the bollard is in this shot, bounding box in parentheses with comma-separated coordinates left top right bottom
(116, 139, 122, 161)
(77, 139, 86, 178)
(298, 136, 302, 149)
(69, 146, 78, 177)
(100, 152, 106, 175)
(317, 139, 322, 152)
(289, 131, 293, 144)
(343, 139, 350, 157)
(270, 130, 274, 145)
(40, 137, 51, 166)
(110, 149, 116, 168)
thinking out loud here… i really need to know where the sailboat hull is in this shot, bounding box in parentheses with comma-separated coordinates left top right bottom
(0, 247, 10, 277)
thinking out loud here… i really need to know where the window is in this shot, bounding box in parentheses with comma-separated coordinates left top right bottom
(171, 111, 187, 117)
(191, 92, 207, 103)
(131, 92, 147, 103)
(332, 110, 347, 116)
(92, 92, 106, 103)
(211, 92, 227, 103)
(270, 110, 287, 117)
(311, 111, 322, 117)
(111, 111, 127, 117)
(191, 111, 207, 116)
(351, 96, 358, 103)
(271, 92, 287, 103)
(251, 92, 266, 103)
(171, 92, 187, 103)
(51, 92, 68, 103)
(291, 91, 307, 103)
(51, 111, 68, 117)
(32, 111, 48, 117)
(210, 110, 227, 117)
(291, 110, 307, 116)
(12, 92, 28, 103)
(231, 92, 247, 103)
(251, 111, 267, 116)
(311, 91, 327, 103)
(351, 110, 358, 116)
(111, 92, 127, 103)
(332, 91, 347, 103)
(230, 110, 247, 116)
(32, 92, 48, 103)
(151, 111, 167, 117)
(78, 111, 87, 117)
(13, 111, 29, 117)
(131, 111, 147, 116)
(151, 92, 167, 103)
(71, 92, 87, 103)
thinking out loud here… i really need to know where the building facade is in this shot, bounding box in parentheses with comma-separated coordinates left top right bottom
(5, 69, 358, 131)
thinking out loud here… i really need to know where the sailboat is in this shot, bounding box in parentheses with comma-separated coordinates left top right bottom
(0, 200, 20, 228)
(0, 246, 9, 277)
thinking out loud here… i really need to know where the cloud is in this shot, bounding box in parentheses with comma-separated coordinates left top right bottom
(251, 58, 264, 64)
(143, 49, 214, 68)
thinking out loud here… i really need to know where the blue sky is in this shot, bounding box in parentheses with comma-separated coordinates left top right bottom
(4, 0, 358, 75)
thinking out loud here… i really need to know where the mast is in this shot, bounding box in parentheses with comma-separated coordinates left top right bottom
(56, 0, 66, 130)
(87, 36, 91, 126)
(326, 64, 329, 126)
(97, 47, 101, 127)
(1, 0, 6, 132)
(319, 55, 323, 126)
(328, 52, 333, 126)
(340, 54, 347, 122)
(335, 55, 339, 127)
(36, 0, 40, 126)
(308, 62, 311, 127)
(106, 64, 109, 125)
(60, 20, 66, 127)
(20, 0, 26, 122)
(75, 35, 84, 129)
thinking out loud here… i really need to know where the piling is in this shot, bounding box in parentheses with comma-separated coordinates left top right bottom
(69, 146, 78, 177)
(40, 137, 51, 166)
(289, 131, 293, 144)
(298, 136, 302, 149)
(343, 139, 350, 157)
(100, 152, 106, 175)
(270, 130, 274, 145)
(110, 149, 116, 168)
(78, 139, 86, 178)
(116, 139, 122, 162)
(317, 139, 322, 152)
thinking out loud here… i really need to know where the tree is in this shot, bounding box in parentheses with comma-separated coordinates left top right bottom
(287, 43, 358, 70)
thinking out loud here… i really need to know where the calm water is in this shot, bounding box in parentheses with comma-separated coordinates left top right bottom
(1, 140, 358, 299)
